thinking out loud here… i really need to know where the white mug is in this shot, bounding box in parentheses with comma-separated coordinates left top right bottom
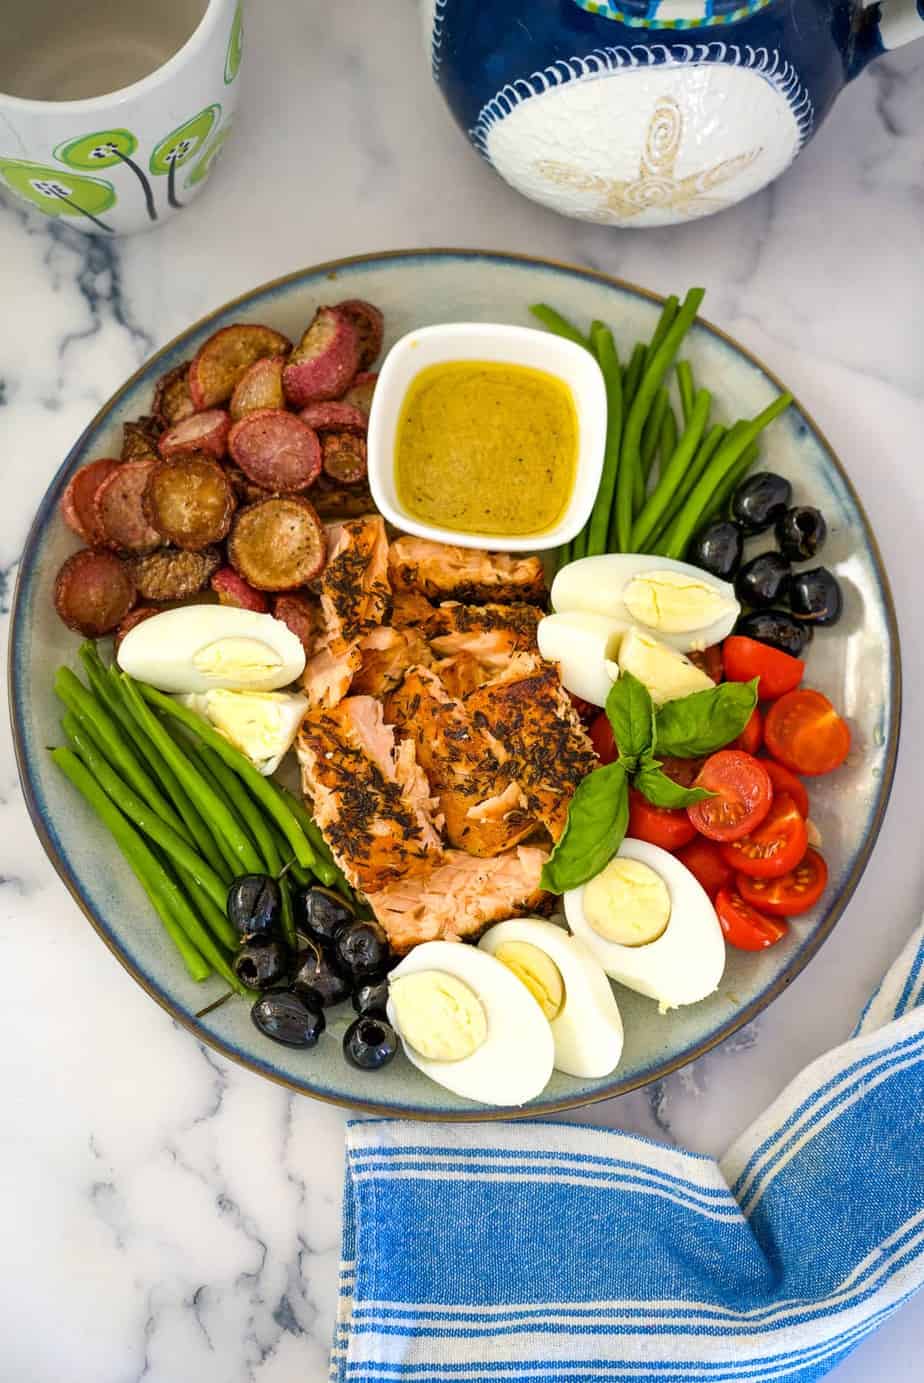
(0, 0, 243, 236)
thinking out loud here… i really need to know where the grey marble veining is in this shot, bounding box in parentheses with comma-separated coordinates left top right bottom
(2, 2, 923, 1378)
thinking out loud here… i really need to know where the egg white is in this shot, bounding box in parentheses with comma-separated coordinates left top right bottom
(564, 839, 726, 1010)
(386, 941, 555, 1106)
(117, 605, 306, 693)
(479, 918, 624, 1079)
(537, 612, 625, 707)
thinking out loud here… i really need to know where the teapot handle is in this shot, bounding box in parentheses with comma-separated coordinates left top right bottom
(869, 0, 924, 49)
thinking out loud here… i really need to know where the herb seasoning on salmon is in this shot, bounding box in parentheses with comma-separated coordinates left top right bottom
(395, 361, 578, 538)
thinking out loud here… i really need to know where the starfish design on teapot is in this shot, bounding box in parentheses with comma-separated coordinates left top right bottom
(536, 96, 762, 222)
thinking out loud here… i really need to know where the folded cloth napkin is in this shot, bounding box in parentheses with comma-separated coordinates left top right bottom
(331, 921, 924, 1383)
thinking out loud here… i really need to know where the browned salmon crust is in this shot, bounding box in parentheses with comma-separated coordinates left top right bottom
(422, 602, 541, 662)
(301, 516, 390, 707)
(352, 626, 433, 696)
(388, 536, 546, 606)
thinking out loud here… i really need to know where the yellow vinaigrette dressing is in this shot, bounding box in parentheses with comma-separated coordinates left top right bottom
(395, 361, 578, 537)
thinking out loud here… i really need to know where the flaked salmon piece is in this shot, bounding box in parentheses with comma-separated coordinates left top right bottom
(301, 515, 390, 707)
(301, 642, 360, 708)
(433, 653, 492, 701)
(423, 601, 541, 665)
(390, 589, 435, 628)
(296, 695, 443, 892)
(367, 845, 548, 952)
(351, 625, 433, 697)
(385, 666, 536, 857)
(466, 663, 596, 842)
(389, 536, 546, 606)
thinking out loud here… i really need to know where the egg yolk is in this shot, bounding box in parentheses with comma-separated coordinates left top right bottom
(584, 858, 671, 947)
(623, 571, 733, 635)
(389, 971, 487, 1061)
(494, 941, 565, 1021)
(193, 637, 285, 683)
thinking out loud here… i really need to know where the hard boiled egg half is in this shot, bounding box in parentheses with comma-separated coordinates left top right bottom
(564, 838, 726, 1011)
(386, 941, 554, 1106)
(179, 689, 308, 775)
(117, 605, 306, 693)
(479, 918, 624, 1079)
(551, 554, 739, 653)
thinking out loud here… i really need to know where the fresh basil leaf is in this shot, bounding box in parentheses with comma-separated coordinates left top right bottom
(540, 761, 629, 894)
(634, 762, 712, 809)
(653, 678, 759, 758)
(605, 672, 654, 762)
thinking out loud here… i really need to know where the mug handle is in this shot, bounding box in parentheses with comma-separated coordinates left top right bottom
(869, 0, 924, 49)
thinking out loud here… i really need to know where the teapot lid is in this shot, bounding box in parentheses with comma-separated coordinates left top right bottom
(573, 0, 773, 27)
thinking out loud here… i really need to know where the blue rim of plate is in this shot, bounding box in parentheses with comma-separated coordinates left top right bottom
(8, 248, 902, 1120)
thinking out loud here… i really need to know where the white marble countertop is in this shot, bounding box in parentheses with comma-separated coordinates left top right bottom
(2, 3, 924, 1379)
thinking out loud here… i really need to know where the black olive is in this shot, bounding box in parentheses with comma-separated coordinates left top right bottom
(735, 552, 792, 609)
(736, 609, 812, 657)
(731, 472, 792, 535)
(251, 991, 325, 1048)
(233, 938, 290, 990)
(689, 520, 744, 581)
(790, 566, 843, 626)
(343, 1015, 398, 1070)
(292, 939, 352, 1008)
(227, 874, 281, 939)
(352, 977, 390, 1017)
(776, 506, 827, 561)
(294, 885, 354, 943)
(336, 920, 391, 980)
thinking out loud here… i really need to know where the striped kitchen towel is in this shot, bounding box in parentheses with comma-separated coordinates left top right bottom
(330, 919, 924, 1382)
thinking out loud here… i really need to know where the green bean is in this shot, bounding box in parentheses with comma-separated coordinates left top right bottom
(676, 360, 695, 426)
(660, 393, 792, 560)
(185, 745, 257, 878)
(529, 303, 589, 349)
(278, 873, 297, 951)
(51, 747, 210, 984)
(622, 343, 647, 412)
(640, 386, 670, 486)
(195, 742, 283, 877)
(135, 682, 318, 871)
(647, 295, 679, 359)
(659, 405, 678, 471)
(631, 388, 711, 551)
(570, 520, 590, 563)
(585, 324, 623, 557)
(648, 424, 726, 553)
(273, 783, 346, 892)
(699, 440, 760, 529)
(614, 287, 705, 552)
(177, 867, 237, 952)
(120, 677, 264, 876)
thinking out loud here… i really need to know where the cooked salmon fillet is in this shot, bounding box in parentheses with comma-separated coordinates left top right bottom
(296, 695, 443, 892)
(423, 601, 541, 665)
(367, 845, 548, 951)
(390, 589, 436, 628)
(433, 653, 492, 701)
(466, 662, 597, 842)
(351, 626, 433, 697)
(389, 536, 546, 606)
(301, 516, 390, 707)
(385, 665, 536, 857)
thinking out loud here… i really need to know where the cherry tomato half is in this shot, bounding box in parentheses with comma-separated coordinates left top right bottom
(568, 691, 597, 726)
(722, 635, 804, 701)
(627, 789, 696, 851)
(719, 793, 808, 879)
(733, 707, 763, 756)
(589, 712, 617, 765)
(737, 849, 828, 917)
(675, 837, 734, 900)
(716, 888, 789, 950)
(764, 689, 851, 777)
(688, 644, 724, 684)
(686, 751, 773, 843)
(659, 755, 706, 789)
(761, 758, 810, 819)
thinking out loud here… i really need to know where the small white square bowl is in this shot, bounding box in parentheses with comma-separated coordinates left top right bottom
(366, 322, 607, 551)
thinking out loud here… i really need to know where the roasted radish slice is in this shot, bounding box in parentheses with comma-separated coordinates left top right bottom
(340, 371, 378, 416)
(114, 604, 162, 651)
(131, 547, 221, 602)
(121, 418, 161, 462)
(335, 300, 384, 370)
(54, 548, 136, 636)
(211, 566, 269, 613)
(152, 361, 195, 428)
(272, 592, 316, 653)
(228, 496, 326, 590)
(60, 458, 121, 542)
(282, 307, 360, 407)
(143, 455, 236, 550)
(229, 355, 285, 421)
(158, 408, 231, 461)
(94, 460, 162, 554)
(228, 408, 322, 492)
(299, 401, 367, 434)
(321, 431, 367, 485)
(188, 323, 291, 410)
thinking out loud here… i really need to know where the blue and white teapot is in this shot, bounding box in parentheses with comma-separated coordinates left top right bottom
(423, 0, 923, 226)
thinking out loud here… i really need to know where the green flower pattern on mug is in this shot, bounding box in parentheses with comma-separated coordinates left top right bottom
(149, 104, 221, 209)
(55, 128, 157, 222)
(0, 158, 116, 232)
(225, 2, 244, 85)
(186, 122, 233, 189)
